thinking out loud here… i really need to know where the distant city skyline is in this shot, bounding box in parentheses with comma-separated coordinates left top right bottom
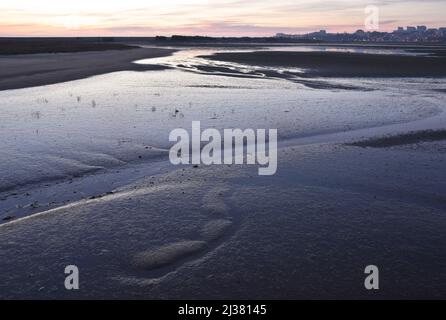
(1, 0, 446, 37)
(276, 24, 446, 42)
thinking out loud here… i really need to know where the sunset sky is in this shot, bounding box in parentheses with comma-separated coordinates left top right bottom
(1, 0, 445, 37)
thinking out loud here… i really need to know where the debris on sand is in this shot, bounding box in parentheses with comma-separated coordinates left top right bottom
(24, 201, 40, 209)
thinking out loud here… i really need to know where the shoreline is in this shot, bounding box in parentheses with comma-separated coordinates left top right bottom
(0, 47, 175, 91)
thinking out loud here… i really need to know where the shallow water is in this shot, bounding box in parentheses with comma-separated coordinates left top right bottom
(136, 45, 427, 81)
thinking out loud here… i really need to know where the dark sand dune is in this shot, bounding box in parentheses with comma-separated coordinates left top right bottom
(0, 47, 175, 91)
(0, 39, 136, 55)
(349, 129, 446, 148)
(201, 51, 446, 77)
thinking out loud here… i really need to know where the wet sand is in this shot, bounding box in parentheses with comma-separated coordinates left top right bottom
(0, 47, 175, 91)
(201, 51, 446, 77)
(1, 138, 446, 299)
